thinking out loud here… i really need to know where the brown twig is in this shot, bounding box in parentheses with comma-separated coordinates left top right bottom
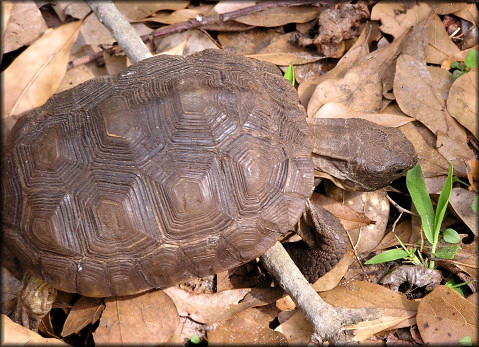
(147, 0, 323, 40)
(68, 0, 323, 69)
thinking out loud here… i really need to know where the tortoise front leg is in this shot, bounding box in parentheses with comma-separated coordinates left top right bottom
(12, 272, 57, 331)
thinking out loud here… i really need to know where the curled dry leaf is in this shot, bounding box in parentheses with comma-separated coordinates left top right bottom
(163, 286, 282, 324)
(93, 290, 179, 344)
(311, 102, 414, 127)
(416, 285, 477, 344)
(2, 1, 48, 53)
(370, 2, 432, 38)
(447, 68, 478, 139)
(2, 20, 83, 132)
(310, 192, 373, 231)
(380, 265, 442, 292)
(326, 185, 389, 255)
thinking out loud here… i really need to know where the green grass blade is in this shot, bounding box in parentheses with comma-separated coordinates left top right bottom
(406, 164, 435, 244)
(284, 63, 295, 86)
(365, 249, 409, 264)
(433, 163, 454, 244)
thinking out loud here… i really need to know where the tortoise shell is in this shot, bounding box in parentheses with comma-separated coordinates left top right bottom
(2, 49, 314, 297)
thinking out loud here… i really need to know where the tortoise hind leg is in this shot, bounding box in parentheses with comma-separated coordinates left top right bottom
(12, 272, 57, 331)
(284, 200, 347, 283)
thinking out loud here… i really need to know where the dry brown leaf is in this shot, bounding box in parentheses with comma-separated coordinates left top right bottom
(312, 102, 414, 127)
(394, 54, 474, 177)
(416, 285, 477, 344)
(116, 1, 190, 21)
(1, 1, 13, 35)
(370, 2, 432, 38)
(246, 33, 323, 65)
(218, 28, 281, 55)
(278, 280, 418, 343)
(207, 307, 287, 345)
(453, 3, 478, 26)
(372, 219, 417, 252)
(93, 290, 179, 344)
(425, 2, 467, 15)
(307, 27, 406, 117)
(298, 22, 379, 107)
(447, 68, 478, 139)
(326, 185, 390, 254)
(399, 122, 451, 178)
(163, 286, 282, 324)
(449, 188, 478, 235)
(71, 14, 114, 55)
(425, 13, 461, 64)
(140, 8, 203, 25)
(55, 63, 96, 93)
(61, 297, 104, 337)
(2, 314, 69, 345)
(213, 0, 256, 14)
(2, 20, 83, 132)
(233, 5, 320, 27)
(275, 308, 312, 344)
(154, 29, 217, 57)
(441, 45, 478, 70)
(310, 193, 372, 231)
(2, 1, 48, 53)
(451, 238, 478, 279)
(311, 249, 355, 292)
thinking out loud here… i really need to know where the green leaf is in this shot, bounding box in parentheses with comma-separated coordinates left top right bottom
(434, 245, 459, 259)
(434, 163, 454, 244)
(190, 335, 201, 344)
(459, 336, 472, 346)
(452, 69, 465, 80)
(284, 63, 295, 86)
(465, 48, 477, 69)
(365, 249, 409, 264)
(406, 164, 435, 243)
(450, 61, 459, 69)
(472, 196, 478, 213)
(443, 228, 461, 243)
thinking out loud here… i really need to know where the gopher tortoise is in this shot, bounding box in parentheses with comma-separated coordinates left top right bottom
(2, 49, 416, 328)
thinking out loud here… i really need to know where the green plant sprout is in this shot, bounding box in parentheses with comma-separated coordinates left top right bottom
(366, 162, 460, 268)
(459, 335, 472, 346)
(190, 335, 201, 344)
(284, 63, 295, 86)
(445, 279, 477, 297)
(451, 48, 477, 80)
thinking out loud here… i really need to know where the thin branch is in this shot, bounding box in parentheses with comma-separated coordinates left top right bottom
(85, 0, 152, 63)
(69, 0, 323, 69)
(148, 0, 323, 40)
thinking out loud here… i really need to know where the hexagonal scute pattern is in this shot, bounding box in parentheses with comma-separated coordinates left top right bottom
(2, 49, 314, 297)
